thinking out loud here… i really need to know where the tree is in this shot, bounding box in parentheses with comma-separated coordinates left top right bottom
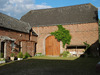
(51, 25, 71, 48)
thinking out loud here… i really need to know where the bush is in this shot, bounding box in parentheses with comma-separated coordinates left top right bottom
(60, 51, 70, 57)
(0, 53, 4, 58)
(35, 53, 43, 56)
(0, 58, 5, 61)
(17, 52, 23, 58)
(23, 52, 31, 59)
(10, 53, 15, 57)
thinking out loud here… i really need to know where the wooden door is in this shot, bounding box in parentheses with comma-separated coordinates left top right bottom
(45, 36, 60, 56)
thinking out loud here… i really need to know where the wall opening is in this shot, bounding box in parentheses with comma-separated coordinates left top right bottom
(1, 42, 5, 58)
(34, 43, 37, 55)
(66, 45, 86, 57)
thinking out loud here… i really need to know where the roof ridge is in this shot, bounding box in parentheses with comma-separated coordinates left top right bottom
(30, 3, 90, 12)
(21, 3, 91, 20)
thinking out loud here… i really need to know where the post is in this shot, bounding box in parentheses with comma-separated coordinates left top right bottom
(76, 46, 78, 57)
(4, 42, 6, 58)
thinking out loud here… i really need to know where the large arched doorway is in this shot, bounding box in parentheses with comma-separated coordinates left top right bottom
(45, 36, 60, 56)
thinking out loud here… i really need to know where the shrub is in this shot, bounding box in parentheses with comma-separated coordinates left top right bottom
(0, 58, 5, 61)
(83, 42, 90, 51)
(10, 53, 15, 57)
(0, 53, 4, 58)
(17, 52, 23, 58)
(35, 53, 44, 56)
(23, 52, 31, 59)
(61, 51, 70, 57)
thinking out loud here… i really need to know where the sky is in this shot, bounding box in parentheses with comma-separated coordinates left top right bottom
(0, 0, 100, 20)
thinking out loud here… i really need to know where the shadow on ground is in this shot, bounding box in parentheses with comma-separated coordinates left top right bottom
(0, 57, 100, 75)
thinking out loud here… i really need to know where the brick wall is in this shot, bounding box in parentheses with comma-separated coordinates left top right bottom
(32, 23, 99, 56)
(0, 27, 37, 58)
(21, 41, 35, 56)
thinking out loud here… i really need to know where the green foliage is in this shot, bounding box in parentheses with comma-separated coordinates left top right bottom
(60, 51, 70, 57)
(83, 42, 90, 50)
(0, 58, 5, 61)
(51, 25, 71, 47)
(17, 52, 23, 58)
(23, 52, 31, 59)
(0, 53, 4, 58)
(10, 53, 15, 57)
(35, 53, 44, 56)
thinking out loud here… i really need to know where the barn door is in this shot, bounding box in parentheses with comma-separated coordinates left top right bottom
(45, 36, 60, 56)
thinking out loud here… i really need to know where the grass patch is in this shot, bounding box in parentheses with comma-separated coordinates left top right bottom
(0, 57, 100, 75)
(32, 56, 78, 60)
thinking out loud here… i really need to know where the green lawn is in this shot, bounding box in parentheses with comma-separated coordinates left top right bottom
(0, 57, 100, 75)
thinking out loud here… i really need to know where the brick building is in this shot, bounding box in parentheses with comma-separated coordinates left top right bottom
(0, 13, 37, 59)
(21, 3, 99, 56)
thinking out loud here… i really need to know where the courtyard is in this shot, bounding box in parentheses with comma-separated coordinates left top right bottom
(0, 57, 100, 75)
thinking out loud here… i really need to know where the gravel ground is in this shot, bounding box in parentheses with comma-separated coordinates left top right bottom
(0, 57, 100, 75)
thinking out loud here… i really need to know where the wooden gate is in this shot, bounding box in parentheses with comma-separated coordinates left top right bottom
(45, 36, 60, 56)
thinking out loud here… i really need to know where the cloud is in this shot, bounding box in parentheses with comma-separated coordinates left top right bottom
(0, 0, 52, 19)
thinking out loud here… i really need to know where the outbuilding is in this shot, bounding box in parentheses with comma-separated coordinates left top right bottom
(0, 13, 37, 59)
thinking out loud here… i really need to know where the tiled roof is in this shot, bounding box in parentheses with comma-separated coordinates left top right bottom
(21, 3, 98, 27)
(0, 12, 31, 33)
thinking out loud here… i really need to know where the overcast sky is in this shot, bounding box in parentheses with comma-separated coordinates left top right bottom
(0, 0, 100, 19)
